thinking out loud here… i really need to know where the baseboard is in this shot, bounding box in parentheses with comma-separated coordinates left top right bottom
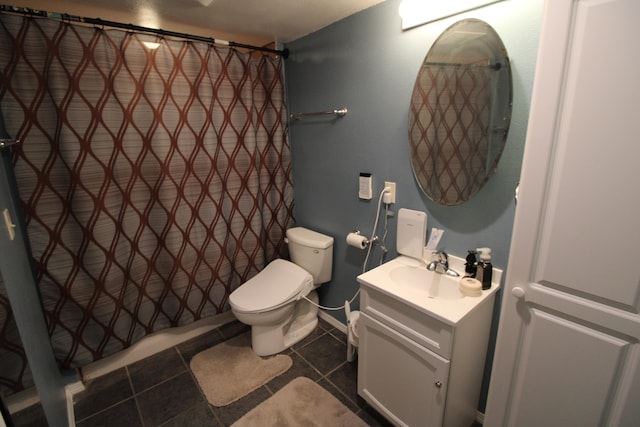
(83, 311, 340, 381)
(7, 381, 84, 426)
(9, 310, 342, 420)
(6, 311, 236, 416)
(5, 386, 76, 426)
(4, 387, 39, 414)
(82, 311, 235, 380)
(65, 382, 85, 426)
(318, 310, 347, 334)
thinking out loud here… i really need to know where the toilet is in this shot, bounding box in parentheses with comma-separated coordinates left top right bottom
(229, 227, 334, 356)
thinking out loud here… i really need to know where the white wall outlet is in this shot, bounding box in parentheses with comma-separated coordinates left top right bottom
(384, 181, 396, 204)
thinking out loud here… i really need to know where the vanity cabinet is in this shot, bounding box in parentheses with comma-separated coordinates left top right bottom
(358, 308, 449, 426)
(357, 262, 499, 427)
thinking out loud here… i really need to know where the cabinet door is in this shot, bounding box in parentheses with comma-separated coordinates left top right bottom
(358, 312, 449, 427)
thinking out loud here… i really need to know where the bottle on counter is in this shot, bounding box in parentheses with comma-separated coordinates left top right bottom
(464, 250, 477, 278)
(475, 247, 493, 290)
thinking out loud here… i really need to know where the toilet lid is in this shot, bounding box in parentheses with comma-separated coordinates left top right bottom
(229, 259, 313, 313)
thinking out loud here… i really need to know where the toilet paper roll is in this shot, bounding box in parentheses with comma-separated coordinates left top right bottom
(346, 232, 367, 249)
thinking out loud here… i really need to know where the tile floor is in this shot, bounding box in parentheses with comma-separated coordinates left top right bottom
(10, 318, 395, 427)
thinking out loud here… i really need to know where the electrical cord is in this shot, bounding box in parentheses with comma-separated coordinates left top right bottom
(380, 203, 390, 265)
(303, 187, 390, 311)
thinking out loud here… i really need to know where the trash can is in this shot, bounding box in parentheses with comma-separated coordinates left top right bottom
(347, 310, 360, 362)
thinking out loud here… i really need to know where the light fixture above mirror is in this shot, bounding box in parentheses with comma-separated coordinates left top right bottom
(399, 0, 506, 30)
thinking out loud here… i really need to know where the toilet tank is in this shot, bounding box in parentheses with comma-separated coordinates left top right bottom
(286, 227, 334, 285)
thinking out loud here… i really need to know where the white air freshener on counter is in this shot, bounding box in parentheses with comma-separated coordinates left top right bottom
(397, 208, 427, 260)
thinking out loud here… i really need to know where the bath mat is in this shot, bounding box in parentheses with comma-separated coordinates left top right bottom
(190, 332, 292, 406)
(232, 377, 368, 427)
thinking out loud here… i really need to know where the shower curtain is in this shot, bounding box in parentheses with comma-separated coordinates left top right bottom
(0, 13, 294, 391)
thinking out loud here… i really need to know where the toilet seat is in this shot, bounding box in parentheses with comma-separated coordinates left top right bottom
(229, 259, 313, 313)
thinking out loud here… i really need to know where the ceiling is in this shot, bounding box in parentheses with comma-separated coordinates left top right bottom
(63, 0, 387, 44)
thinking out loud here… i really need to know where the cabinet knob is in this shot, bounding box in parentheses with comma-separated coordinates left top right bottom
(512, 287, 526, 299)
(435, 381, 443, 388)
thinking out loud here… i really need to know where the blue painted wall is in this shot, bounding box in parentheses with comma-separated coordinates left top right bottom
(285, 0, 543, 412)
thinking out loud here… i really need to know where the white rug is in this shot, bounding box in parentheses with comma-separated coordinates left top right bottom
(232, 377, 368, 427)
(190, 332, 292, 406)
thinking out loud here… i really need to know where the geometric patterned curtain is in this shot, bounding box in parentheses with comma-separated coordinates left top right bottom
(409, 64, 492, 205)
(0, 276, 33, 397)
(0, 12, 294, 380)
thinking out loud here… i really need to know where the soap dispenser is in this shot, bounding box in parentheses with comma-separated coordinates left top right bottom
(464, 250, 477, 278)
(476, 247, 493, 290)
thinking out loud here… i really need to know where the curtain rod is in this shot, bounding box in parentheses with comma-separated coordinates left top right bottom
(0, 5, 290, 59)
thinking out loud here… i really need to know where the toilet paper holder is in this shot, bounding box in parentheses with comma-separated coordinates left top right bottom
(351, 230, 378, 246)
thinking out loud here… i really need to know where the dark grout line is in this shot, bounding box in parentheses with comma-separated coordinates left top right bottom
(322, 365, 360, 406)
(288, 347, 326, 379)
(175, 339, 224, 427)
(74, 397, 135, 425)
(125, 364, 147, 427)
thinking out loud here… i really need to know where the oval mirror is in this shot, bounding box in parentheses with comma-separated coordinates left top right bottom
(409, 19, 512, 206)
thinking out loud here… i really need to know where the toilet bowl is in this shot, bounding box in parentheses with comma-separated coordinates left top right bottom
(229, 227, 334, 356)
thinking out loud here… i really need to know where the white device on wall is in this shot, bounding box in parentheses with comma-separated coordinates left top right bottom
(359, 173, 372, 200)
(397, 208, 427, 259)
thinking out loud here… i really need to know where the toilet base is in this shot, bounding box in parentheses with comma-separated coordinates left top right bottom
(251, 291, 319, 356)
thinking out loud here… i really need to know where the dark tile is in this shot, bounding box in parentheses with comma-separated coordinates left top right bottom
(159, 401, 219, 427)
(317, 317, 336, 332)
(317, 378, 360, 414)
(329, 327, 348, 342)
(327, 361, 359, 406)
(128, 348, 186, 393)
(74, 368, 133, 421)
(357, 403, 395, 427)
(76, 398, 142, 427)
(290, 324, 326, 350)
(210, 385, 271, 426)
(296, 332, 347, 375)
(266, 353, 320, 393)
(10, 403, 47, 427)
(217, 320, 250, 340)
(137, 372, 206, 426)
(176, 329, 225, 362)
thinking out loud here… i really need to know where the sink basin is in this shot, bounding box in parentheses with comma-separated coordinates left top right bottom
(389, 265, 464, 300)
(357, 255, 502, 325)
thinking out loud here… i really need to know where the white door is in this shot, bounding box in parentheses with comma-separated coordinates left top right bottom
(484, 1, 640, 426)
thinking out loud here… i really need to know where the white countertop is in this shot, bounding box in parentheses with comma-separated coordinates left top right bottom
(357, 255, 501, 325)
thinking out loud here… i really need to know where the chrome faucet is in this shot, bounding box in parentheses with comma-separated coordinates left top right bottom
(427, 251, 460, 277)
